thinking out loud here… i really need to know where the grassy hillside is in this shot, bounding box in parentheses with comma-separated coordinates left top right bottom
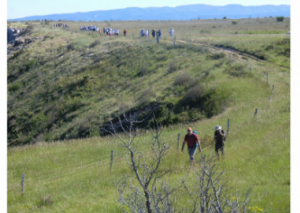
(7, 19, 290, 212)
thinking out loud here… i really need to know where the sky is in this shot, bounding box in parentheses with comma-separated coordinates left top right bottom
(7, 0, 290, 19)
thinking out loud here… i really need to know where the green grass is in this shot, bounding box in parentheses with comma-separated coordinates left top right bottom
(7, 19, 290, 212)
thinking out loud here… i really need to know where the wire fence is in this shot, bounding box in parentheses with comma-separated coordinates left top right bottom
(8, 111, 257, 195)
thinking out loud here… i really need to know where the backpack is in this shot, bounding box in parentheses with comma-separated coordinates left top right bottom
(192, 131, 199, 147)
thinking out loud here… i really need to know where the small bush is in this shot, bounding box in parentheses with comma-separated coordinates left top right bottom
(10, 49, 25, 60)
(156, 55, 167, 61)
(43, 35, 50, 41)
(140, 89, 156, 105)
(89, 40, 100, 48)
(174, 73, 198, 89)
(203, 87, 230, 117)
(265, 45, 274, 50)
(8, 82, 22, 92)
(139, 65, 148, 76)
(224, 63, 247, 77)
(232, 21, 238, 25)
(67, 43, 75, 51)
(182, 84, 206, 106)
(25, 59, 37, 71)
(276, 16, 285, 22)
(223, 16, 227, 19)
(167, 61, 177, 73)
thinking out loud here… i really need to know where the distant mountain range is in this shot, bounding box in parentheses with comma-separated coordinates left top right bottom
(8, 4, 290, 22)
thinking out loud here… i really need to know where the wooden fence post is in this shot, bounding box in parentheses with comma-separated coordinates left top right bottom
(110, 150, 114, 172)
(174, 36, 176, 48)
(156, 34, 159, 44)
(227, 119, 230, 137)
(177, 133, 180, 150)
(266, 72, 268, 84)
(21, 174, 25, 195)
(254, 108, 258, 117)
(202, 44, 204, 53)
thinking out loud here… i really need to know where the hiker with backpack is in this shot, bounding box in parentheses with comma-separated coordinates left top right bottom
(214, 125, 226, 157)
(123, 29, 127, 37)
(140, 29, 145, 37)
(152, 29, 155, 38)
(181, 127, 202, 168)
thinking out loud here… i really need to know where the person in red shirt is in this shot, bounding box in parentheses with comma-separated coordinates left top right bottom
(181, 127, 202, 168)
(123, 29, 127, 37)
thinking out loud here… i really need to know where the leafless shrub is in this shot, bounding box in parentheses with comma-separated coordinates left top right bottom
(103, 101, 181, 213)
(168, 61, 177, 73)
(183, 154, 251, 213)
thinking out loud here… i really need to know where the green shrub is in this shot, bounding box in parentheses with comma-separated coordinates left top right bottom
(276, 16, 285, 22)
(10, 49, 25, 60)
(89, 40, 100, 48)
(174, 73, 198, 89)
(232, 21, 238, 25)
(67, 43, 75, 51)
(203, 87, 231, 117)
(8, 83, 21, 92)
(167, 61, 177, 73)
(140, 89, 156, 105)
(182, 84, 206, 107)
(224, 63, 247, 77)
(25, 59, 37, 71)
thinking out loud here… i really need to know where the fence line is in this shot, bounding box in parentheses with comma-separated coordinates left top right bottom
(12, 112, 251, 188)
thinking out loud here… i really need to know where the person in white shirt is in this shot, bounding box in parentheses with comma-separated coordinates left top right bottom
(170, 28, 174, 39)
(145, 29, 149, 38)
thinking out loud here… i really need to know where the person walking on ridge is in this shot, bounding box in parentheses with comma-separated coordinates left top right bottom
(169, 28, 174, 39)
(214, 125, 226, 158)
(181, 127, 202, 168)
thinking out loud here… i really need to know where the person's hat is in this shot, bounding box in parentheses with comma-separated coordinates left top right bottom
(187, 127, 192, 131)
(215, 125, 220, 130)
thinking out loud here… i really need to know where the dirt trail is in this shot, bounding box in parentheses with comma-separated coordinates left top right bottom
(176, 39, 253, 61)
(174, 39, 290, 71)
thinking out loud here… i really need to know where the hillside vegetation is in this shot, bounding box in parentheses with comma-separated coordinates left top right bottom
(7, 18, 290, 213)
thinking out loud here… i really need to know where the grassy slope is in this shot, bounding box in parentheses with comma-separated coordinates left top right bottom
(7, 19, 290, 212)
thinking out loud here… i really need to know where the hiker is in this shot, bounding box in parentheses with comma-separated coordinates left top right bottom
(169, 28, 174, 39)
(145, 29, 149, 38)
(158, 29, 162, 38)
(140, 29, 144, 37)
(151, 29, 155, 38)
(181, 127, 202, 168)
(123, 29, 127, 37)
(214, 125, 226, 157)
